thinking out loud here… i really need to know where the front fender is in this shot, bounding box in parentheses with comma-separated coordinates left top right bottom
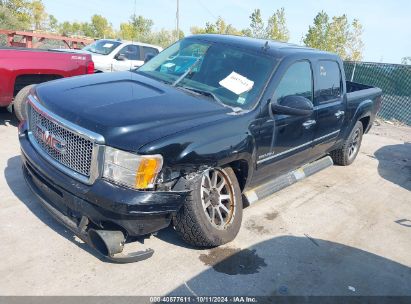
(138, 115, 256, 183)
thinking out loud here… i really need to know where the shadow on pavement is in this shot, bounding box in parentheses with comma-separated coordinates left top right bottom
(0, 107, 18, 127)
(374, 142, 411, 191)
(169, 236, 411, 296)
(4, 155, 104, 261)
(155, 226, 200, 250)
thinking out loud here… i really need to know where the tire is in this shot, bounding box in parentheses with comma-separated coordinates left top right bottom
(13, 84, 35, 122)
(174, 166, 243, 247)
(330, 121, 364, 166)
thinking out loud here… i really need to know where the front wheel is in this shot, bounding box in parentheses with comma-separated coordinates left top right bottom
(174, 166, 243, 247)
(330, 121, 364, 166)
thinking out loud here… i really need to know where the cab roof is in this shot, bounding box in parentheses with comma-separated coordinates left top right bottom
(188, 34, 338, 60)
(95, 38, 162, 50)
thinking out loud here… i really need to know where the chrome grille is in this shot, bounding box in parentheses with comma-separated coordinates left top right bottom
(28, 104, 94, 177)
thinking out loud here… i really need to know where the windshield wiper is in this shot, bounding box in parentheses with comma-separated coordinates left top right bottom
(178, 86, 242, 113)
(172, 57, 202, 87)
(180, 86, 222, 103)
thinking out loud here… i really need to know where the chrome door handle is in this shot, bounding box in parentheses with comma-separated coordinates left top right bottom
(335, 110, 345, 119)
(302, 120, 316, 129)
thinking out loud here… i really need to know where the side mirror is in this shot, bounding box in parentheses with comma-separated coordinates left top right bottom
(116, 54, 127, 61)
(271, 95, 313, 116)
(144, 53, 155, 63)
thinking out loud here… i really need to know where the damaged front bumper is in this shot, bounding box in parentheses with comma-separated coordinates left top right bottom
(19, 129, 188, 262)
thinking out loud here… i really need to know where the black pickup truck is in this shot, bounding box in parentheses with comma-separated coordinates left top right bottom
(19, 34, 382, 262)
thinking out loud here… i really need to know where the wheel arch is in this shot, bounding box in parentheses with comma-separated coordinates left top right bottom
(14, 74, 63, 97)
(359, 116, 371, 133)
(343, 99, 372, 139)
(225, 159, 250, 192)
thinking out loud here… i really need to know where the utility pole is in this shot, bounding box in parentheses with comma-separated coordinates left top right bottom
(132, 0, 136, 43)
(176, 0, 180, 41)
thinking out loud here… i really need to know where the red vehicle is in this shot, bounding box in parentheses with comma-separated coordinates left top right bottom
(0, 47, 94, 120)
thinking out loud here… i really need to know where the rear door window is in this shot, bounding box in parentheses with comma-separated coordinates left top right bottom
(316, 60, 342, 103)
(118, 45, 140, 60)
(141, 46, 159, 60)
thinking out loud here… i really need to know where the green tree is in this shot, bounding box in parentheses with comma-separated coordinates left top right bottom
(59, 21, 73, 36)
(327, 15, 349, 58)
(131, 14, 153, 40)
(150, 29, 174, 47)
(241, 28, 252, 37)
(266, 8, 289, 42)
(0, 5, 26, 30)
(191, 22, 216, 34)
(81, 22, 95, 37)
(174, 29, 184, 40)
(90, 14, 113, 38)
(145, 29, 184, 48)
(204, 22, 216, 33)
(346, 19, 364, 61)
(119, 15, 153, 41)
(304, 11, 364, 60)
(402, 57, 411, 65)
(190, 17, 242, 35)
(71, 21, 83, 35)
(119, 22, 135, 40)
(57, 16, 114, 39)
(215, 17, 243, 35)
(216, 18, 227, 33)
(30, 0, 47, 30)
(225, 24, 242, 35)
(303, 11, 329, 51)
(47, 14, 58, 32)
(1, 0, 32, 29)
(249, 9, 265, 38)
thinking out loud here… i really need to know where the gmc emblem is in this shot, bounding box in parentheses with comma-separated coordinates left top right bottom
(36, 124, 67, 154)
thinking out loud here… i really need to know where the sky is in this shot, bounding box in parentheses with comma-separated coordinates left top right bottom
(42, 0, 411, 64)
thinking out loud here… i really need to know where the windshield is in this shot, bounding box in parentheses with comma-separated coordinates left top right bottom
(83, 40, 121, 55)
(137, 38, 276, 109)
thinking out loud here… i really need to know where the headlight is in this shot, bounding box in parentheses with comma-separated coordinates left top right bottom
(103, 146, 163, 190)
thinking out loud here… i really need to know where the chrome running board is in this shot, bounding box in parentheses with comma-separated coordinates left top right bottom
(244, 156, 334, 204)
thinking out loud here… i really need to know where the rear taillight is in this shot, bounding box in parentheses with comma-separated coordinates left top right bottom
(376, 96, 382, 113)
(87, 61, 95, 74)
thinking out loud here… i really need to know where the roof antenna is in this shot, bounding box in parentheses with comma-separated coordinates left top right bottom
(262, 41, 270, 51)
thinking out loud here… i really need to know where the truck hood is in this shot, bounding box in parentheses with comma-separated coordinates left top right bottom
(34, 72, 232, 151)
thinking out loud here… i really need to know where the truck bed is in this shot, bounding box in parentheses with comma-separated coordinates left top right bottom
(0, 48, 93, 107)
(346, 81, 382, 134)
(0, 46, 80, 54)
(346, 81, 382, 101)
(346, 81, 374, 93)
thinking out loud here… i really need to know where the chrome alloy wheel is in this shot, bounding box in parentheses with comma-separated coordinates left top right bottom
(201, 169, 236, 230)
(348, 128, 361, 158)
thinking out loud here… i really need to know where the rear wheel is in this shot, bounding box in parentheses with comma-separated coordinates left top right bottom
(330, 121, 363, 166)
(174, 166, 243, 247)
(13, 84, 34, 122)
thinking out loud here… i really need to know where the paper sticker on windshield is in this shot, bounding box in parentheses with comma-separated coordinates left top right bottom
(320, 65, 327, 76)
(219, 72, 254, 95)
(103, 43, 114, 48)
(163, 62, 175, 68)
(237, 96, 246, 104)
